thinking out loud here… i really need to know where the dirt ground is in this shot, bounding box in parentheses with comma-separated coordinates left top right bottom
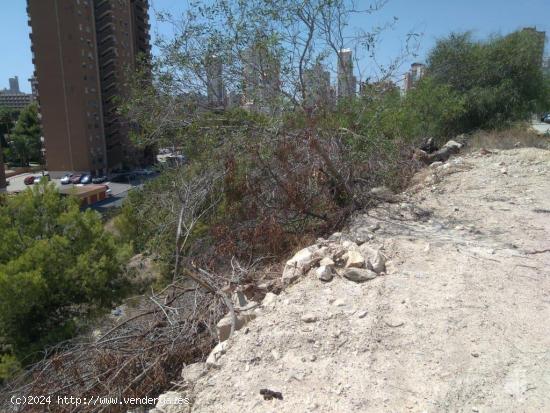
(179, 147, 550, 413)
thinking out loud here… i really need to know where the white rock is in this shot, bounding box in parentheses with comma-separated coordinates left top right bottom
(315, 265, 334, 282)
(333, 299, 346, 307)
(342, 268, 377, 283)
(344, 250, 365, 268)
(216, 310, 257, 342)
(206, 341, 229, 369)
(282, 265, 302, 284)
(370, 250, 386, 273)
(342, 240, 359, 251)
(282, 245, 326, 284)
(319, 257, 335, 267)
(288, 246, 320, 269)
(359, 244, 387, 274)
(429, 161, 443, 169)
(442, 140, 462, 150)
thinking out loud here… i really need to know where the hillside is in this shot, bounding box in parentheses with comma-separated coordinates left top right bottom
(153, 146, 550, 413)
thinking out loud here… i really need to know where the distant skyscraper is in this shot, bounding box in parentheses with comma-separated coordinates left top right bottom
(27, 0, 152, 177)
(303, 63, 332, 109)
(242, 41, 280, 112)
(206, 54, 225, 108)
(337, 49, 356, 99)
(8, 76, 20, 93)
(404, 63, 426, 92)
(0, 77, 33, 109)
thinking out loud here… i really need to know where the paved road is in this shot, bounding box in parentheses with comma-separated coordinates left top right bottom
(531, 120, 550, 135)
(5, 172, 156, 211)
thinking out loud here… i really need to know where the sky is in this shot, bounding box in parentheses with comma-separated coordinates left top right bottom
(1, 0, 549, 93)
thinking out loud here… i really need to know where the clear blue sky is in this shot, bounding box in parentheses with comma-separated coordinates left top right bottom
(2, 0, 549, 93)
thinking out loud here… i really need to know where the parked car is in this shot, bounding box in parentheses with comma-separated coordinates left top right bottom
(60, 173, 73, 185)
(69, 174, 83, 184)
(24, 175, 46, 185)
(24, 175, 37, 185)
(543, 113, 550, 124)
(80, 174, 92, 185)
(92, 175, 107, 184)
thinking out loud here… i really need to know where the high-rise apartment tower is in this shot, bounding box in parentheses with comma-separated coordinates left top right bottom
(337, 49, 356, 99)
(27, 0, 152, 177)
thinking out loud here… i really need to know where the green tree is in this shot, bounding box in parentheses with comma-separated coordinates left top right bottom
(426, 30, 547, 130)
(0, 181, 131, 377)
(7, 103, 41, 166)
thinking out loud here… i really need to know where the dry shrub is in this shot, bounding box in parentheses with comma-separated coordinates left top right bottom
(0, 281, 225, 413)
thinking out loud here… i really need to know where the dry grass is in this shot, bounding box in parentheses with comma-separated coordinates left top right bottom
(466, 124, 550, 152)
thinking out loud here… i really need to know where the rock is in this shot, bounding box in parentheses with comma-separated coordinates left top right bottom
(342, 268, 377, 283)
(417, 140, 462, 165)
(301, 313, 318, 323)
(429, 161, 443, 169)
(501, 168, 508, 175)
(319, 257, 335, 267)
(216, 310, 257, 342)
(181, 362, 206, 384)
(442, 140, 462, 150)
(359, 245, 386, 274)
(262, 292, 278, 307)
(370, 186, 399, 203)
(288, 245, 320, 269)
(342, 240, 359, 251)
(154, 391, 190, 413)
(282, 265, 302, 284)
(282, 245, 327, 284)
(315, 265, 334, 282)
(333, 299, 346, 307)
(357, 310, 368, 318)
(206, 341, 229, 369)
(271, 349, 281, 360)
(328, 232, 343, 242)
(344, 250, 365, 268)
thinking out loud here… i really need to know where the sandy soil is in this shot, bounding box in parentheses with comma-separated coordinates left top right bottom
(172, 148, 550, 413)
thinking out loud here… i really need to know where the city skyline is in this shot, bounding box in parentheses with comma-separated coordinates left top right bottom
(2, 0, 550, 94)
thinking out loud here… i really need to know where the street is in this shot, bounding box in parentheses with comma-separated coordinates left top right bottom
(531, 119, 550, 135)
(4, 172, 156, 211)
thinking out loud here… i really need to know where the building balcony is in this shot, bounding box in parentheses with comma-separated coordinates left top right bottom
(94, 1, 111, 20)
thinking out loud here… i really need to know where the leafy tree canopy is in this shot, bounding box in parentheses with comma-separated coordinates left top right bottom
(0, 181, 131, 378)
(6, 103, 41, 166)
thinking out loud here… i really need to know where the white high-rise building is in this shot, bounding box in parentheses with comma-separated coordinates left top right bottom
(303, 62, 332, 109)
(206, 54, 225, 108)
(337, 49, 356, 99)
(242, 43, 280, 112)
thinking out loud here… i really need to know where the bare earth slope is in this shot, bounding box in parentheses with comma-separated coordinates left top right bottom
(186, 148, 550, 413)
